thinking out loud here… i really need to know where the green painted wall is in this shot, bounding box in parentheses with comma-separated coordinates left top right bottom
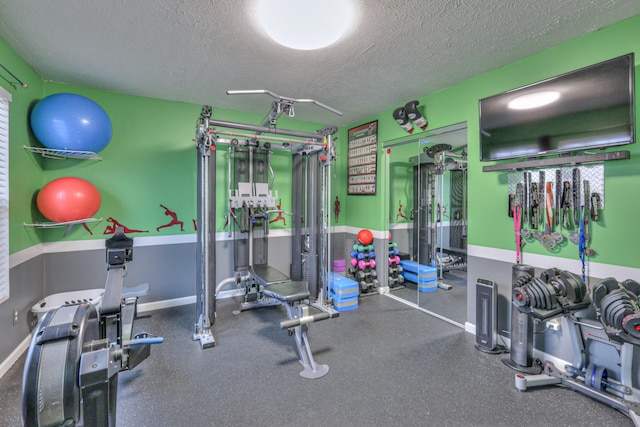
(331, 126, 349, 226)
(35, 84, 201, 241)
(0, 37, 45, 254)
(342, 14, 640, 268)
(385, 142, 418, 226)
(2, 36, 325, 251)
(33, 84, 325, 242)
(4, 13, 640, 271)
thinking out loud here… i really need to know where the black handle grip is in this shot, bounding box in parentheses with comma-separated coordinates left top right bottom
(280, 312, 331, 329)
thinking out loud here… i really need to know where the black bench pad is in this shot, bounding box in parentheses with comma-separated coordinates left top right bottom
(251, 264, 289, 285)
(263, 281, 309, 303)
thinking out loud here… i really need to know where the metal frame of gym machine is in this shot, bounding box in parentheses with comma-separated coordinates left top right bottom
(411, 144, 468, 289)
(192, 91, 340, 358)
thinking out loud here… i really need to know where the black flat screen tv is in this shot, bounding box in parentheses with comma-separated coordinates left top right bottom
(479, 53, 635, 161)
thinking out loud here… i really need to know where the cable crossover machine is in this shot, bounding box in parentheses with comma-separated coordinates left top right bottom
(192, 90, 341, 379)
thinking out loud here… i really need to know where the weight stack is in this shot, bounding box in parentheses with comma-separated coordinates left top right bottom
(502, 264, 541, 373)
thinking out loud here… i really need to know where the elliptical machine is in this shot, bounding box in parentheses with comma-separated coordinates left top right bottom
(22, 227, 163, 427)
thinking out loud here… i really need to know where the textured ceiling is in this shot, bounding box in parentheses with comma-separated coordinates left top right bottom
(0, 0, 639, 127)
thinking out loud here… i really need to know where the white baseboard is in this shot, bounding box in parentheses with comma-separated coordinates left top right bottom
(137, 295, 196, 313)
(0, 332, 32, 380)
(466, 324, 572, 372)
(467, 244, 640, 281)
(465, 321, 475, 334)
(136, 289, 243, 314)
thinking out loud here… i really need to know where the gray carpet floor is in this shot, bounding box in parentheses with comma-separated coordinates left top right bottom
(391, 269, 468, 326)
(0, 294, 633, 426)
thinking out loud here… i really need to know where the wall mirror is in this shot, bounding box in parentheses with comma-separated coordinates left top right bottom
(383, 122, 468, 327)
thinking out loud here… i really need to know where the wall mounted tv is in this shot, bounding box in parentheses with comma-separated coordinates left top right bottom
(479, 53, 635, 162)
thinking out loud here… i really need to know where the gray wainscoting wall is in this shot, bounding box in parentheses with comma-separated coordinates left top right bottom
(3, 256, 45, 364)
(2, 232, 351, 365)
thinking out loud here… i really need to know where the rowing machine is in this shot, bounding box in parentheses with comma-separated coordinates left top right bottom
(22, 227, 163, 427)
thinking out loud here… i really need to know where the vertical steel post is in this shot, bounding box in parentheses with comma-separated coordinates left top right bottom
(291, 153, 304, 280)
(193, 110, 216, 349)
(307, 152, 319, 299)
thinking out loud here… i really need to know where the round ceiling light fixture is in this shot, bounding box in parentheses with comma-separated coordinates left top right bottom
(254, 0, 357, 50)
(508, 91, 561, 110)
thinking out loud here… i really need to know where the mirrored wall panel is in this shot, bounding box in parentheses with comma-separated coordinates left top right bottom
(384, 123, 468, 327)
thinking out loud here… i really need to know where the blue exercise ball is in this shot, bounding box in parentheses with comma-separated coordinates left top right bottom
(30, 93, 112, 153)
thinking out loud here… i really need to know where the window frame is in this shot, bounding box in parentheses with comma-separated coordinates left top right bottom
(0, 85, 12, 304)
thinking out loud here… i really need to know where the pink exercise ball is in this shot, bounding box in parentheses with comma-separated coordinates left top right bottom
(37, 177, 101, 222)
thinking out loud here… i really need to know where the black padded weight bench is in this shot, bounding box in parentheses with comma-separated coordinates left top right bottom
(250, 264, 336, 379)
(250, 264, 290, 287)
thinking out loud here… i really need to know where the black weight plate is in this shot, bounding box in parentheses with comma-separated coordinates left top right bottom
(600, 292, 622, 327)
(542, 281, 557, 310)
(622, 279, 640, 298)
(592, 282, 609, 309)
(599, 277, 622, 292)
(528, 279, 545, 309)
(550, 277, 567, 298)
(603, 297, 624, 328)
(610, 303, 633, 330)
(560, 270, 586, 302)
(540, 268, 557, 283)
(547, 287, 559, 310)
(524, 283, 539, 308)
(531, 281, 546, 310)
(534, 279, 551, 310)
(606, 298, 630, 329)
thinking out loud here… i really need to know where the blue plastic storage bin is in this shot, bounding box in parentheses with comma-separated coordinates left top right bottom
(400, 261, 438, 292)
(328, 272, 359, 299)
(332, 294, 358, 312)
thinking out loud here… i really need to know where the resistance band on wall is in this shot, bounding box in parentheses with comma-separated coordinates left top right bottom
(512, 204, 522, 264)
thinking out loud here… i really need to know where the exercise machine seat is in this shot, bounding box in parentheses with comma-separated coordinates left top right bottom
(263, 281, 309, 303)
(250, 264, 289, 286)
(248, 263, 333, 379)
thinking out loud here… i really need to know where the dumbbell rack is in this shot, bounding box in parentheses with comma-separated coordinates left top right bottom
(388, 241, 405, 289)
(513, 273, 640, 426)
(348, 241, 379, 294)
